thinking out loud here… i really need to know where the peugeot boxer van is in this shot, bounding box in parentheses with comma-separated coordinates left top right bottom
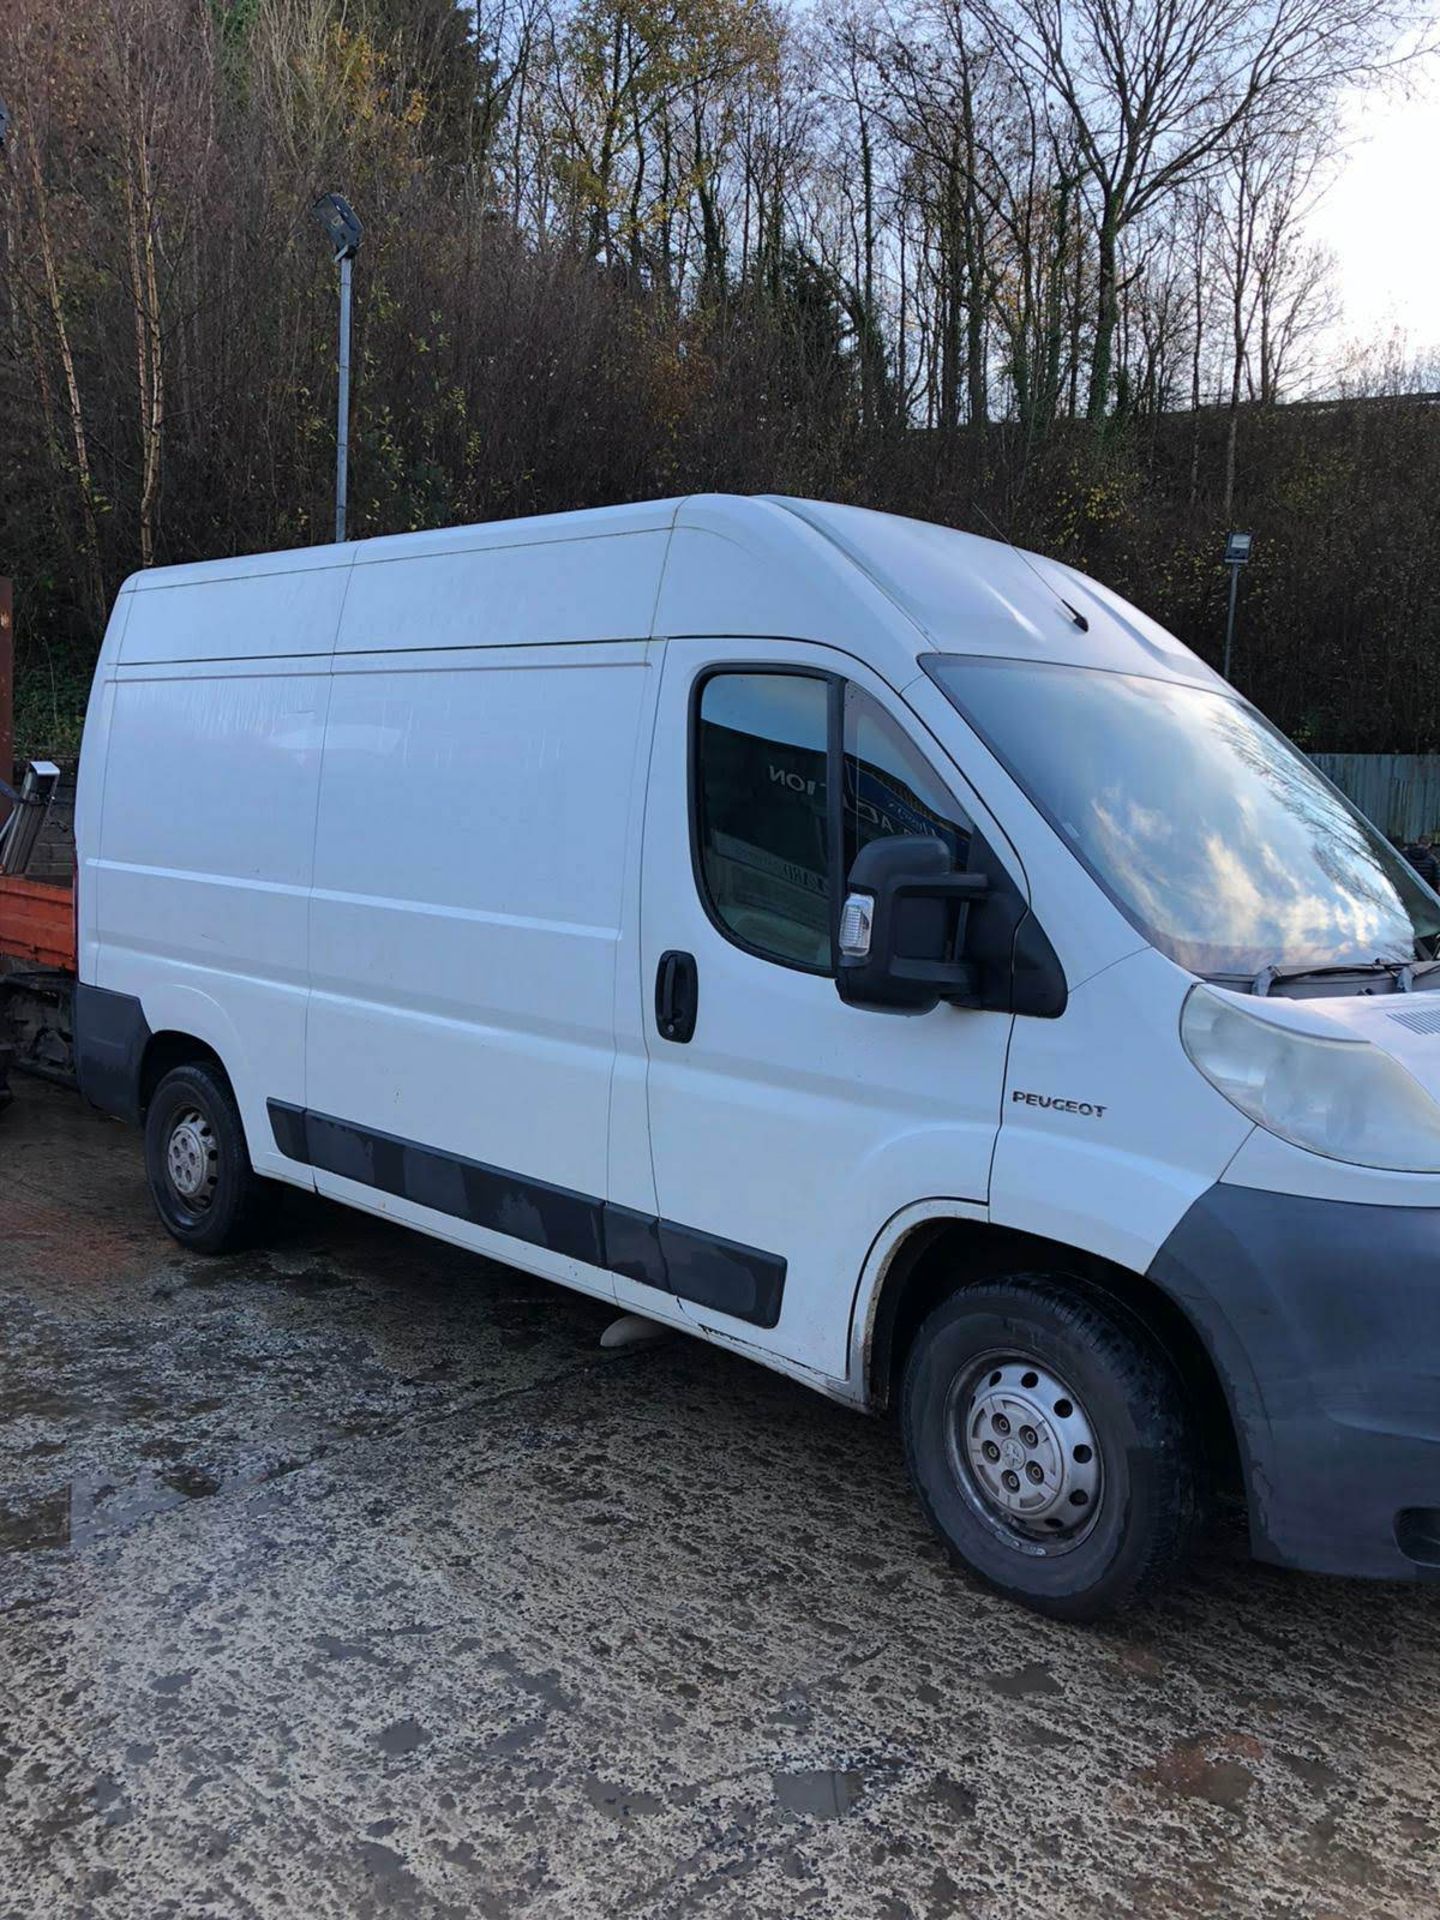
(72, 495, 1440, 1619)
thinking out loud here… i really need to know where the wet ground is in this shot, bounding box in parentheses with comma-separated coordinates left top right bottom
(2, 1077, 1439, 1919)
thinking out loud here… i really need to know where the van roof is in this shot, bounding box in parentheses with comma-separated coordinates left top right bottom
(762, 497, 1221, 686)
(111, 494, 1222, 689)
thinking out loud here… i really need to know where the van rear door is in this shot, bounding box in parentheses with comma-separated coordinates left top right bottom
(628, 637, 1015, 1380)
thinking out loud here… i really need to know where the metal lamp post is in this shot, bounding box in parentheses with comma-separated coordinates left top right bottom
(1222, 529, 1252, 681)
(310, 193, 364, 544)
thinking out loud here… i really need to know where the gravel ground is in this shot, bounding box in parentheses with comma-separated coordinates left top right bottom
(2, 1074, 1439, 1919)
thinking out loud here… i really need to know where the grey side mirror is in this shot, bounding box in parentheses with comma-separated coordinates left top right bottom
(836, 834, 988, 1014)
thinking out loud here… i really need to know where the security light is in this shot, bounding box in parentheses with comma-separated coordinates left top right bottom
(310, 192, 363, 262)
(1225, 531, 1253, 567)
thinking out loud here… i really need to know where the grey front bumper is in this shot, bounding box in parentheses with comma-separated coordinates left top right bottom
(1150, 1182, 1440, 1579)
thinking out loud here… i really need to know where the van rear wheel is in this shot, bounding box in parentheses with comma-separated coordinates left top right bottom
(902, 1276, 1200, 1621)
(144, 1061, 265, 1254)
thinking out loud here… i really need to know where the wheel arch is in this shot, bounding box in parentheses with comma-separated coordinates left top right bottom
(139, 1029, 233, 1114)
(850, 1207, 1243, 1492)
(74, 976, 251, 1129)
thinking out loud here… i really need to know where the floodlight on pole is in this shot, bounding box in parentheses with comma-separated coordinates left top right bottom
(1222, 530, 1252, 682)
(310, 193, 363, 544)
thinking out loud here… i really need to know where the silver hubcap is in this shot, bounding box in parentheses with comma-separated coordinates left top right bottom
(166, 1108, 218, 1207)
(947, 1353, 1103, 1555)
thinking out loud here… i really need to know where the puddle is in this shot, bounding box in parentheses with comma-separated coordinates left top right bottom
(284, 1266, 356, 1294)
(0, 1467, 222, 1553)
(1144, 1740, 1257, 1812)
(927, 1772, 979, 1818)
(491, 1651, 576, 1713)
(1, 1383, 87, 1421)
(162, 1464, 221, 1498)
(581, 1775, 663, 1819)
(378, 1718, 431, 1756)
(0, 1489, 71, 1552)
(985, 1662, 1061, 1698)
(773, 1768, 865, 1820)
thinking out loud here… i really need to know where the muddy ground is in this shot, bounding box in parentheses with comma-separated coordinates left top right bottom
(2, 1075, 1439, 1919)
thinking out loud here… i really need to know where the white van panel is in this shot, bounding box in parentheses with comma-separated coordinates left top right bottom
(305, 644, 648, 1251)
(119, 559, 351, 664)
(74, 676, 115, 984)
(772, 498, 1227, 687)
(353, 499, 680, 565)
(655, 506, 925, 687)
(990, 947, 1253, 1272)
(74, 589, 136, 981)
(338, 532, 670, 655)
(94, 668, 329, 1174)
(1219, 1112, 1440, 1208)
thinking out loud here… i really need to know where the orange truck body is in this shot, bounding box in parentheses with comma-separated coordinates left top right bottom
(0, 577, 78, 979)
(0, 874, 75, 972)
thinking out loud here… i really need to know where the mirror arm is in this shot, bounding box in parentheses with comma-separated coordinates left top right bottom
(889, 954, 980, 995)
(893, 871, 988, 906)
(837, 838, 990, 1013)
(880, 870, 986, 995)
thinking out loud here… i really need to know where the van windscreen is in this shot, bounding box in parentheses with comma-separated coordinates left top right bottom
(924, 657, 1440, 979)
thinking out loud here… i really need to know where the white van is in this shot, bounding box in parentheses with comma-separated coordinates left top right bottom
(73, 495, 1440, 1618)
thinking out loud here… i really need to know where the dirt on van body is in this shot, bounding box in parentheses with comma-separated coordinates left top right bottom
(2, 1075, 1439, 1920)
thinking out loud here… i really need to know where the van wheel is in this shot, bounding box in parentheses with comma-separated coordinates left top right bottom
(144, 1061, 265, 1255)
(902, 1276, 1200, 1622)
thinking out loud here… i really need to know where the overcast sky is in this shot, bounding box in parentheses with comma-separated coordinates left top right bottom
(1306, 49, 1440, 372)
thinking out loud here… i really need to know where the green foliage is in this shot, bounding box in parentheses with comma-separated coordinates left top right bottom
(214, 0, 264, 54)
(12, 652, 92, 763)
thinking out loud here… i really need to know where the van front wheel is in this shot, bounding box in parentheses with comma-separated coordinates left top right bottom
(144, 1061, 265, 1255)
(902, 1276, 1200, 1621)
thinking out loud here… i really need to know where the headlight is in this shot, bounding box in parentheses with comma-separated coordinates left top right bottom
(1181, 984, 1440, 1172)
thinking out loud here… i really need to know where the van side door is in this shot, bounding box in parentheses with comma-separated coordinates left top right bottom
(627, 638, 1018, 1380)
(292, 639, 650, 1298)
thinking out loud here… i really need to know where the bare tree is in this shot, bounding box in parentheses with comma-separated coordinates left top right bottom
(972, 0, 1432, 421)
(1210, 118, 1333, 507)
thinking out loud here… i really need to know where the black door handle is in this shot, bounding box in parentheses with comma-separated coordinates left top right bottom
(655, 950, 698, 1043)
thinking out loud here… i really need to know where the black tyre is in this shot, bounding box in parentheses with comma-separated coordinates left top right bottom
(902, 1275, 1200, 1621)
(143, 1060, 266, 1254)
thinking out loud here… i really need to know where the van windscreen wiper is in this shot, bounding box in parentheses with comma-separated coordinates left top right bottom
(1243, 959, 1440, 996)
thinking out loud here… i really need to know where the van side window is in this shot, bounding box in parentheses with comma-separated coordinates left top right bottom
(843, 685, 972, 871)
(694, 672, 833, 968)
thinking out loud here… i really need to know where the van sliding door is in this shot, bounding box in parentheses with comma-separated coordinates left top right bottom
(291, 640, 650, 1295)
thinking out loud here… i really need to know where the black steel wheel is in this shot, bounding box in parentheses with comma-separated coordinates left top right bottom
(902, 1275, 1201, 1621)
(143, 1060, 266, 1254)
